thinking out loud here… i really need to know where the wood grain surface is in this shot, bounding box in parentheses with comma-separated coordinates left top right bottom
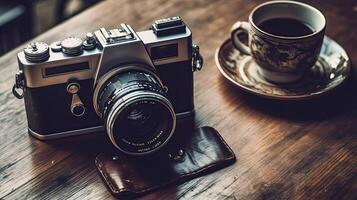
(0, 0, 356, 199)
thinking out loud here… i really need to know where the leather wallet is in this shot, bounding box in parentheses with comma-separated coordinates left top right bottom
(95, 126, 236, 199)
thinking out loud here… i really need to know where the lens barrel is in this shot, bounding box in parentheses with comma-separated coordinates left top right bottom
(94, 69, 176, 155)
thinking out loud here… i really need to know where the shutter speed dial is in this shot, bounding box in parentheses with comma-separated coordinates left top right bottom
(61, 37, 83, 55)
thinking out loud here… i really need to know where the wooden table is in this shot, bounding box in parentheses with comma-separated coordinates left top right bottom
(1, 0, 356, 199)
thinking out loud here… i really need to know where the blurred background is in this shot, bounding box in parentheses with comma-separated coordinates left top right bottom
(0, 0, 101, 56)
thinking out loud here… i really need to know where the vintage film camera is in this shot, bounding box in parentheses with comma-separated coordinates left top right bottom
(13, 17, 203, 155)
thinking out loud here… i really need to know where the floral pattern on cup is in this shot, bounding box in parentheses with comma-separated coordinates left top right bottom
(229, 1, 327, 83)
(249, 31, 324, 73)
(215, 36, 350, 100)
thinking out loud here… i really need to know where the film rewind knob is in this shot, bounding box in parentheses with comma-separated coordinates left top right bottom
(66, 82, 86, 117)
(23, 42, 50, 62)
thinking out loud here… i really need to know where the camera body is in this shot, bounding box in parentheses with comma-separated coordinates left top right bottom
(14, 17, 202, 153)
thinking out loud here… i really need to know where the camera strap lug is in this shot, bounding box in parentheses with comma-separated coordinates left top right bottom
(12, 70, 25, 99)
(192, 44, 203, 72)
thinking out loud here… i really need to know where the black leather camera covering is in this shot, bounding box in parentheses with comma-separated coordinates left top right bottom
(156, 60, 194, 114)
(95, 126, 236, 199)
(24, 78, 102, 134)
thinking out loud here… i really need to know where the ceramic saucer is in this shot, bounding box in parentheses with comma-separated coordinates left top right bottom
(215, 36, 351, 100)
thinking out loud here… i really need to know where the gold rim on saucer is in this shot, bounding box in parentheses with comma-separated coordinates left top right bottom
(215, 36, 351, 100)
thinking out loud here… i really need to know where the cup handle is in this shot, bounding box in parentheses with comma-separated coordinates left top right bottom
(230, 21, 251, 55)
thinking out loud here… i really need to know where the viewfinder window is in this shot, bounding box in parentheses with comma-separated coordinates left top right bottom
(151, 43, 178, 60)
(44, 62, 90, 77)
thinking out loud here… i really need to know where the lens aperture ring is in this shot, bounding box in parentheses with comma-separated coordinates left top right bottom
(98, 80, 167, 119)
(94, 70, 176, 155)
(106, 90, 176, 155)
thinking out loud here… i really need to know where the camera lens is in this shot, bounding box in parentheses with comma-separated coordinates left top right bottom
(94, 69, 176, 155)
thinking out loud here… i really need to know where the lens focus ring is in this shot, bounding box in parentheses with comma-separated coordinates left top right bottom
(95, 70, 176, 155)
(106, 91, 176, 155)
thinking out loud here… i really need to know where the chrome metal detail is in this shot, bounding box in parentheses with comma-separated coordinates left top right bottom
(24, 42, 50, 62)
(93, 24, 155, 85)
(106, 90, 176, 155)
(17, 50, 101, 88)
(50, 41, 62, 52)
(28, 126, 104, 140)
(67, 82, 85, 117)
(176, 109, 195, 119)
(17, 21, 192, 88)
(12, 70, 25, 99)
(83, 32, 96, 50)
(192, 44, 203, 71)
(70, 94, 86, 117)
(93, 64, 162, 117)
(168, 149, 185, 162)
(61, 37, 83, 55)
(112, 156, 120, 161)
(138, 26, 192, 66)
(99, 24, 134, 44)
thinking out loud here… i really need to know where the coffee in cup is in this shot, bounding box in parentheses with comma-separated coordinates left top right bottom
(231, 1, 326, 83)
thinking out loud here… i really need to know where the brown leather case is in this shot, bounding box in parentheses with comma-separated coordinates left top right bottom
(95, 126, 236, 199)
